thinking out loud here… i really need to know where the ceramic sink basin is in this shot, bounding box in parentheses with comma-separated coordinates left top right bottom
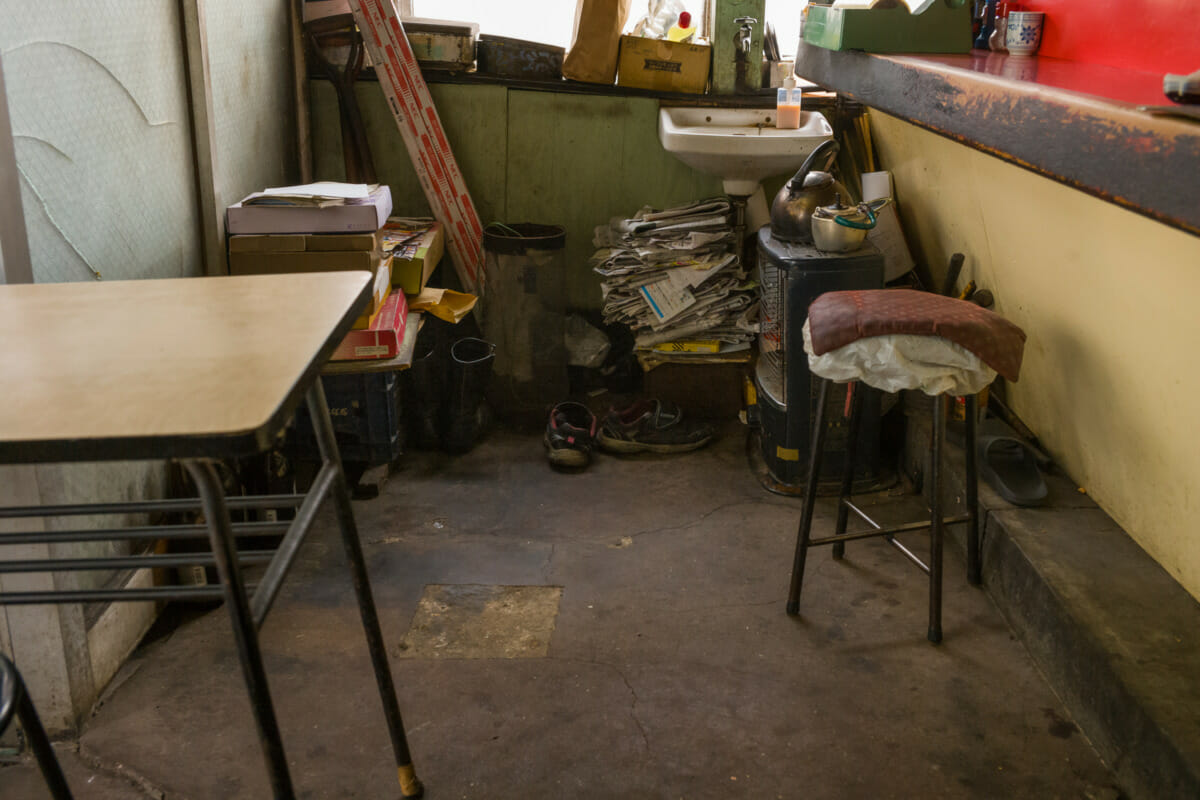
(658, 107, 834, 196)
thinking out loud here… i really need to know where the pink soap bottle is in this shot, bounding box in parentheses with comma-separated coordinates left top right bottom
(776, 73, 802, 129)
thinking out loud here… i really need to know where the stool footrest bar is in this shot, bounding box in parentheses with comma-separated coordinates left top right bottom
(843, 499, 881, 530)
(0, 551, 276, 574)
(808, 513, 973, 547)
(888, 536, 930, 573)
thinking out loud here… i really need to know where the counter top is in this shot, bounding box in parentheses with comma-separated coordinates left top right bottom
(793, 43, 1200, 237)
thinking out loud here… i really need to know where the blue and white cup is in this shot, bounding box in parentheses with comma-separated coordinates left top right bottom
(1006, 11, 1045, 57)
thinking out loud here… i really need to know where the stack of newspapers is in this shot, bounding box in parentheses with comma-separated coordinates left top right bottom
(591, 198, 757, 359)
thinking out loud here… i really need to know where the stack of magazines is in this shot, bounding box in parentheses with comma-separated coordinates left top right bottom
(591, 198, 758, 358)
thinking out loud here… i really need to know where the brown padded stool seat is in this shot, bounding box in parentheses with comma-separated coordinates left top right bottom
(788, 289, 1026, 643)
(807, 289, 1027, 383)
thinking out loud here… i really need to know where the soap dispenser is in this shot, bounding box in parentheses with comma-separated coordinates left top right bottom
(776, 73, 802, 129)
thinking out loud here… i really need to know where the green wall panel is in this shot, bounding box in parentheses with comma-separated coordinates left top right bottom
(504, 90, 721, 309)
(309, 81, 722, 308)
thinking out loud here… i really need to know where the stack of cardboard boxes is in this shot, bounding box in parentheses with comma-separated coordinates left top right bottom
(225, 185, 443, 362)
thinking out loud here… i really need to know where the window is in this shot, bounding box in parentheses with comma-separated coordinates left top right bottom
(409, 1, 806, 57)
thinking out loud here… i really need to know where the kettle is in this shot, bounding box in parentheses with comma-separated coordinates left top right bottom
(811, 194, 889, 253)
(769, 139, 847, 244)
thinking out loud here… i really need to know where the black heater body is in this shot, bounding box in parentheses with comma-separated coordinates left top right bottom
(755, 229, 885, 492)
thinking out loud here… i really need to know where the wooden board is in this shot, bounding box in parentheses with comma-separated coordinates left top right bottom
(0, 272, 370, 463)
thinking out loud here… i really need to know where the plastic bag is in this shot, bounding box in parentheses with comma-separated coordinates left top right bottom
(803, 320, 997, 397)
(565, 315, 611, 368)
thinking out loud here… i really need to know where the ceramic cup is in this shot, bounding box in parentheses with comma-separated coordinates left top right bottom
(1006, 11, 1044, 57)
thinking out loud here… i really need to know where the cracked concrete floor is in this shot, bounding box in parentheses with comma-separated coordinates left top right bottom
(0, 425, 1120, 799)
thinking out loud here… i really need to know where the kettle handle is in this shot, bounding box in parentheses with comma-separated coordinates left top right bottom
(788, 139, 841, 189)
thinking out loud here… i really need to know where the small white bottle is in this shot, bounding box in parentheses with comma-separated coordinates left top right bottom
(776, 74, 802, 129)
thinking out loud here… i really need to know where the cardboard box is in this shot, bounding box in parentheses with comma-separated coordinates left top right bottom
(228, 249, 380, 275)
(228, 230, 382, 253)
(352, 258, 394, 330)
(616, 36, 711, 94)
(331, 289, 408, 361)
(225, 184, 392, 235)
(382, 219, 444, 295)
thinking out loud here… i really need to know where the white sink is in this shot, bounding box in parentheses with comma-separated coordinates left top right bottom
(658, 107, 834, 197)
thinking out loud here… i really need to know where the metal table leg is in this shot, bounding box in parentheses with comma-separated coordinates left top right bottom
(305, 379, 424, 799)
(184, 460, 296, 800)
(1, 655, 74, 799)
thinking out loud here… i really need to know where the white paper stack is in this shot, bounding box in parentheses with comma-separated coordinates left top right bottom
(591, 198, 758, 353)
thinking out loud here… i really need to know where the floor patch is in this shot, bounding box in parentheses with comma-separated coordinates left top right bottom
(397, 584, 563, 659)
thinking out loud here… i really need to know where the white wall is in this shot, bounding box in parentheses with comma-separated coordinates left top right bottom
(870, 111, 1200, 601)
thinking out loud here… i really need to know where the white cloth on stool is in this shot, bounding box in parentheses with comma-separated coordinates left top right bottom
(802, 318, 997, 396)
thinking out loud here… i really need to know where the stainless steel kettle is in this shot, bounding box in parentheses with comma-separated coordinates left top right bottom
(769, 139, 847, 244)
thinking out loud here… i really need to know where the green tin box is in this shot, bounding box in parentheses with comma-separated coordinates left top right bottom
(803, 0, 973, 55)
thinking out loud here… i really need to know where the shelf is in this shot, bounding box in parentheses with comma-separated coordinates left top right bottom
(793, 43, 1200, 237)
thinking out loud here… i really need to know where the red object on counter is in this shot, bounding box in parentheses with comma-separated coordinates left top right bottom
(1028, 0, 1199, 75)
(330, 289, 408, 361)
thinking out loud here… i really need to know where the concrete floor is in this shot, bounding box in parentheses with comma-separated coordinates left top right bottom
(1, 424, 1121, 799)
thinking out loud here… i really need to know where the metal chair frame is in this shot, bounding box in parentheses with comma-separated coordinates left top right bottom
(787, 379, 981, 643)
(0, 379, 423, 799)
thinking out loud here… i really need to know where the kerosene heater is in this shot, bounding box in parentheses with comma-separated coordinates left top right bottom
(752, 140, 885, 493)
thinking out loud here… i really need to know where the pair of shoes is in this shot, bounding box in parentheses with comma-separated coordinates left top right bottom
(544, 402, 599, 469)
(598, 399, 713, 455)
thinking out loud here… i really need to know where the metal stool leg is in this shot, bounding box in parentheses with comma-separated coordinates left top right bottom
(185, 460, 295, 799)
(787, 378, 831, 616)
(1, 655, 73, 799)
(832, 382, 866, 560)
(928, 396, 947, 644)
(965, 393, 982, 586)
(306, 379, 424, 799)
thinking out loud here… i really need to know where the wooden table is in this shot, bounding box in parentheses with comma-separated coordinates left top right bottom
(0, 274, 423, 799)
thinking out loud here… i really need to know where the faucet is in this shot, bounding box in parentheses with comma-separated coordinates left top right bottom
(733, 16, 757, 94)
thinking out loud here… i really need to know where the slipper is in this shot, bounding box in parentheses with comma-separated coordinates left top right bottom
(977, 417, 1048, 506)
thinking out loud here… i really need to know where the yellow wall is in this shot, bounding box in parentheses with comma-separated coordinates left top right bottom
(870, 111, 1200, 601)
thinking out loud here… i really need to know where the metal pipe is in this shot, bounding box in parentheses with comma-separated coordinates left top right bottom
(928, 395, 947, 644)
(251, 461, 339, 629)
(843, 499, 882, 531)
(806, 514, 970, 547)
(887, 536, 930, 574)
(184, 460, 295, 799)
(306, 380, 423, 798)
(0, 551, 275, 574)
(0, 494, 306, 519)
(0, 520, 290, 545)
(0, 585, 232, 605)
(965, 393, 982, 585)
(833, 382, 866, 559)
(787, 377, 830, 616)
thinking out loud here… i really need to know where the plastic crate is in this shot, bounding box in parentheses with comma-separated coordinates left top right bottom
(291, 373, 402, 466)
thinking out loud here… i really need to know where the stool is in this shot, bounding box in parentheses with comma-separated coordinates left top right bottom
(785, 289, 1026, 643)
(1, 655, 73, 799)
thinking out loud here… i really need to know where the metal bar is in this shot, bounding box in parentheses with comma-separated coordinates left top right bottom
(0, 520, 291, 545)
(0, 585, 233, 605)
(787, 377, 831, 616)
(833, 382, 866, 559)
(0, 551, 275, 574)
(965, 393, 982, 585)
(807, 515, 970, 547)
(928, 395, 947, 644)
(887, 536, 930, 574)
(843, 499, 882, 531)
(185, 460, 295, 799)
(1, 655, 74, 799)
(0, 494, 306, 519)
(251, 461, 339, 629)
(306, 380, 423, 798)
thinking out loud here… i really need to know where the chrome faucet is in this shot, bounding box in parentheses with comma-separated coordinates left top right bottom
(733, 16, 757, 94)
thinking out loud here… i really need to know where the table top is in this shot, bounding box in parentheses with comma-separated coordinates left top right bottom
(0, 273, 371, 464)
